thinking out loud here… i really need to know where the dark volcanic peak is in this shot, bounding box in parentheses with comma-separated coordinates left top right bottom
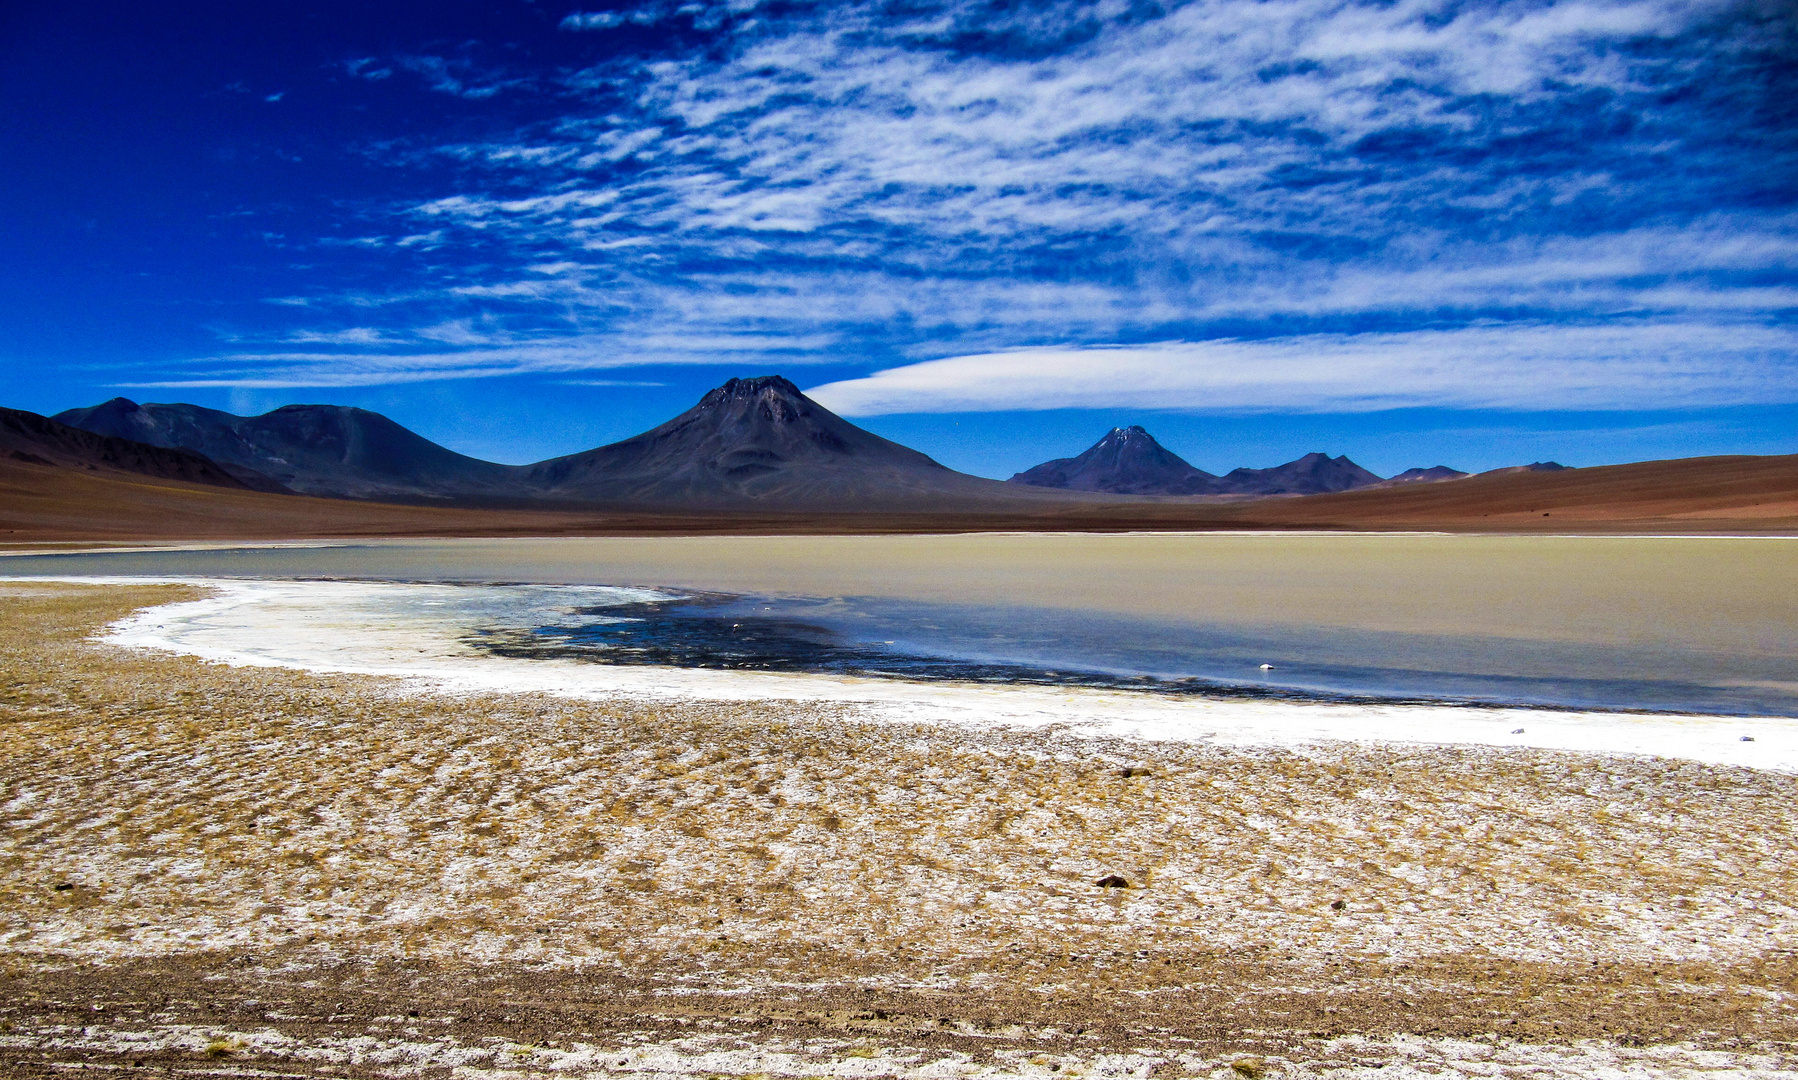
(1216, 452, 1384, 496)
(0, 405, 257, 490)
(522, 375, 1039, 510)
(1009, 425, 1220, 495)
(1373, 465, 1470, 488)
(55, 397, 520, 502)
(1482, 461, 1572, 476)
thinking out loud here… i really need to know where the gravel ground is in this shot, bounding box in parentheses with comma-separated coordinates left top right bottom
(2, 581, 1796, 1078)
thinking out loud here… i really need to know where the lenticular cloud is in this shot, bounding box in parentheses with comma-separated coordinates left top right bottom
(806, 324, 1798, 415)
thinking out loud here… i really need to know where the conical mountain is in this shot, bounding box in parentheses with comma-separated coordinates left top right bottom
(522, 376, 1055, 509)
(1009, 426, 1220, 495)
(55, 397, 522, 501)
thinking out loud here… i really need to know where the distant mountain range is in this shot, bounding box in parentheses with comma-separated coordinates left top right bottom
(40, 379, 1566, 508)
(52, 378, 1076, 511)
(1, 405, 259, 490)
(1008, 425, 1465, 496)
(54, 397, 517, 501)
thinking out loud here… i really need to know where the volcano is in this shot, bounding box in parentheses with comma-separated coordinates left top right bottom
(521, 376, 1051, 509)
(1008, 425, 1220, 494)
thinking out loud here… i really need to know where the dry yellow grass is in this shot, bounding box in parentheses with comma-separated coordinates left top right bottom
(2, 581, 1797, 1077)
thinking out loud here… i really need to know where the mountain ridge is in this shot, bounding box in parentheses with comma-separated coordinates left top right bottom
(54, 397, 519, 502)
(1, 405, 264, 491)
(1372, 465, 1471, 488)
(1011, 429, 1391, 496)
(55, 380, 1099, 512)
(1214, 451, 1385, 495)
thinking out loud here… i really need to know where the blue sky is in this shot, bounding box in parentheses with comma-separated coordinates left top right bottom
(2, 0, 1795, 476)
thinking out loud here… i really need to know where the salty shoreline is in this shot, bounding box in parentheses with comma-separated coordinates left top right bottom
(4, 580, 1798, 1077)
(52, 573, 1795, 771)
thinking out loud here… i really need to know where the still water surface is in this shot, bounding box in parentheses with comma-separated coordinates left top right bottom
(7, 534, 1795, 715)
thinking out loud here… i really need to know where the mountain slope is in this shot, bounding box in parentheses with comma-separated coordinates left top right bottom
(1215, 452, 1384, 495)
(54, 398, 523, 501)
(1223, 454, 1793, 529)
(1371, 465, 1470, 488)
(1480, 461, 1571, 476)
(0, 405, 262, 490)
(523, 376, 1073, 510)
(1008, 426, 1220, 494)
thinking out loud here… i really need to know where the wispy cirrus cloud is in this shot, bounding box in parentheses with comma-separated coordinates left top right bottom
(186, 0, 1797, 399)
(130, 330, 843, 388)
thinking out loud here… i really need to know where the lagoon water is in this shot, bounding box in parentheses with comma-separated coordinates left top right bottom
(6, 533, 1796, 717)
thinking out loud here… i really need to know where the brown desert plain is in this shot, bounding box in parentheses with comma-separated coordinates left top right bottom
(4, 446, 1798, 544)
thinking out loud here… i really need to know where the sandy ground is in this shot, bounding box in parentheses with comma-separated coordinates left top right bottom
(3, 582, 1797, 1078)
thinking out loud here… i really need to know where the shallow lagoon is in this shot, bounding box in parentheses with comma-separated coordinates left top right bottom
(5, 533, 1796, 715)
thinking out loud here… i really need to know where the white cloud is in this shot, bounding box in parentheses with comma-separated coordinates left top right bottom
(138, 329, 845, 389)
(228, 0, 1794, 396)
(560, 11, 626, 30)
(364, 0, 1790, 345)
(804, 323, 1798, 415)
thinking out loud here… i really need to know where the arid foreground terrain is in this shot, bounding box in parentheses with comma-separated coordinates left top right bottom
(3, 582, 1797, 1078)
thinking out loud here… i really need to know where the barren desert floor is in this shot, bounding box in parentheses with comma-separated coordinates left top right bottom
(3, 582, 1797, 1078)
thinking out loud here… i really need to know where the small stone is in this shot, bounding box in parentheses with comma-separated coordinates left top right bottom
(1119, 766, 1152, 778)
(1511, 728, 1525, 734)
(1095, 875, 1130, 889)
(1330, 899, 1346, 911)
(1231, 1057, 1267, 1079)
(53, 883, 73, 892)
(1741, 736, 1755, 742)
